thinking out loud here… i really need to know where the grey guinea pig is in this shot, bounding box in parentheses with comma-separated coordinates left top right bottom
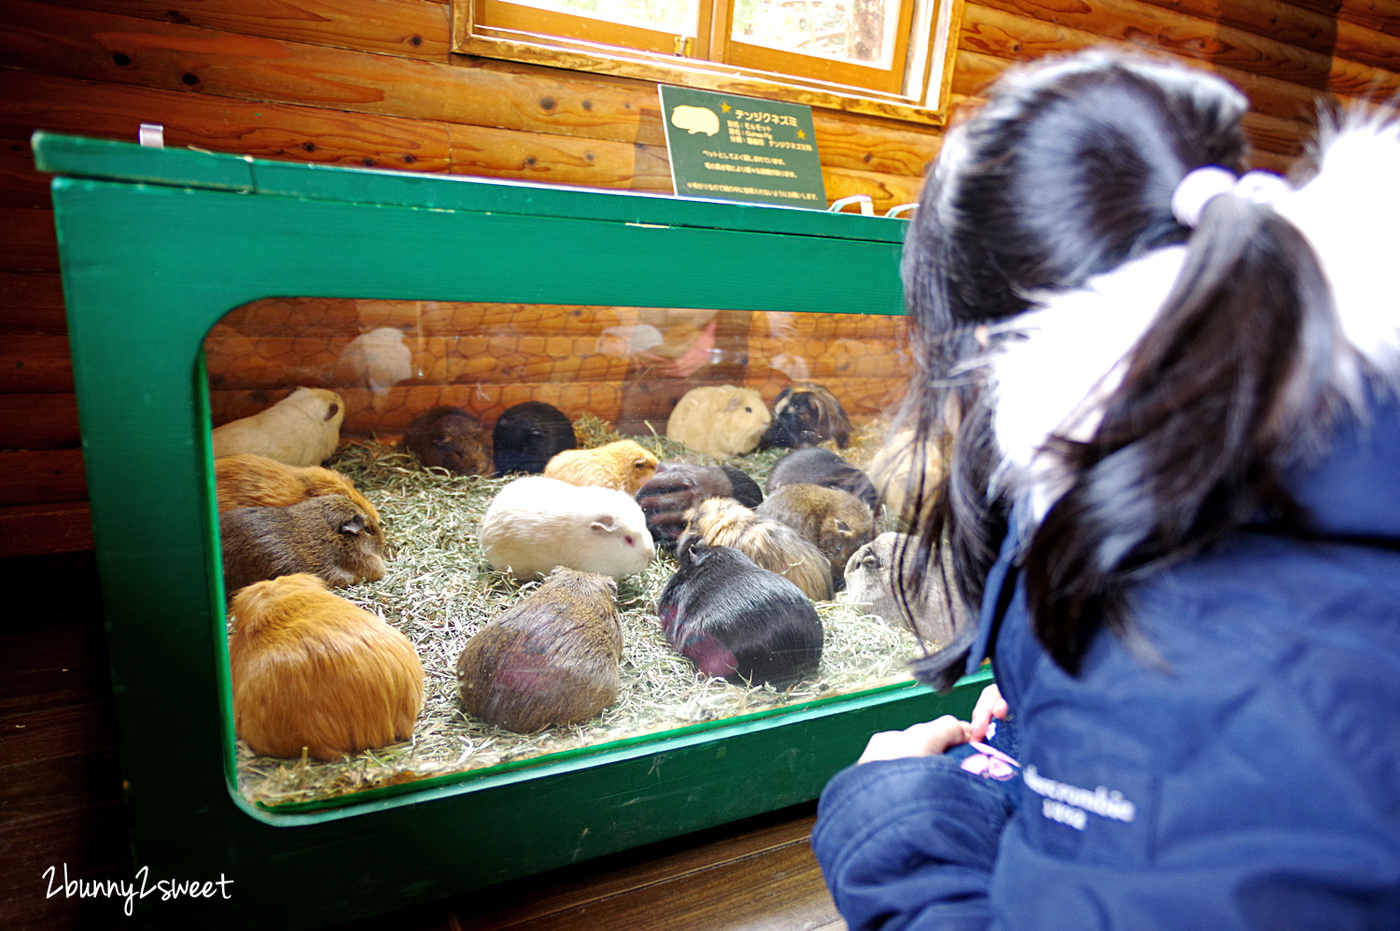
(404, 405, 491, 476)
(656, 539, 823, 688)
(841, 532, 961, 647)
(765, 448, 879, 513)
(680, 496, 833, 602)
(760, 383, 851, 450)
(479, 475, 656, 580)
(756, 483, 875, 592)
(492, 401, 577, 476)
(635, 461, 764, 552)
(220, 494, 387, 597)
(665, 386, 771, 460)
(456, 567, 623, 734)
(211, 387, 345, 467)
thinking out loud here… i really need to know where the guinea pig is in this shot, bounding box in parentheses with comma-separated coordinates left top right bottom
(756, 483, 875, 592)
(665, 386, 771, 460)
(680, 496, 833, 602)
(479, 475, 655, 580)
(227, 573, 424, 761)
(214, 453, 385, 551)
(456, 567, 623, 733)
(492, 401, 577, 475)
(544, 439, 659, 495)
(635, 461, 764, 551)
(212, 387, 345, 467)
(403, 405, 491, 476)
(765, 448, 879, 513)
(760, 383, 851, 450)
(842, 532, 962, 647)
(868, 425, 947, 524)
(221, 494, 387, 596)
(655, 539, 824, 688)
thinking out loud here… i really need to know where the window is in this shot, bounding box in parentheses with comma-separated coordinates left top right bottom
(452, 0, 963, 122)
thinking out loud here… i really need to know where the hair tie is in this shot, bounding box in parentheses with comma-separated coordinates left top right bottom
(1171, 166, 1290, 228)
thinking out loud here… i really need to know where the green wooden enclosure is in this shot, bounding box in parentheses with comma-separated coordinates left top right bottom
(35, 131, 989, 929)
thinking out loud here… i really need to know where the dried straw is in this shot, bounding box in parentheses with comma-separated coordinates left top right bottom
(235, 430, 925, 808)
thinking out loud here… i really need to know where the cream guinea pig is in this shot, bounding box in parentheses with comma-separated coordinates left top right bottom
(212, 387, 345, 467)
(665, 386, 771, 460)
(479, 475, 656, 580)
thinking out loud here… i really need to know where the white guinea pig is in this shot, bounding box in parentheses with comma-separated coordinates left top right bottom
(665, 386, 771, 460)
(212, 387, 345, 467)
(479, 475, 656, 580)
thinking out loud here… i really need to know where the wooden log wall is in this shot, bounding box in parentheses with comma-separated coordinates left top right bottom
(1, 0, 1398, 558)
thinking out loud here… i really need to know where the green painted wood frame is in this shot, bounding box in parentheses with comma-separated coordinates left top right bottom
(34, 131, 990, 929)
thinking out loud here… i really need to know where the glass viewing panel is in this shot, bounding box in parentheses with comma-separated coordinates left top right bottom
(207, 298, 941, 809)
(732, 0, 900, 68)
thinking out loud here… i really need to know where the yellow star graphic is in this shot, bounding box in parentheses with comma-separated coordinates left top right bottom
(797, 129, 806, 139)
(721, 101, 732, 113)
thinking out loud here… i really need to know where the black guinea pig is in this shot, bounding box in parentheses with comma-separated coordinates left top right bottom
(765, 448, 879, 513)
(491, 401, 577, 476)
(760, 383, 852, 450)
(655, 539, 824, 688)
(636, 461, 765, 552)
(404, 405, 491, 476)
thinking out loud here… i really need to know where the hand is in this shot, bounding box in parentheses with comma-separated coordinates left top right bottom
(857, 715, 972, 764)
(968, 684, 1007, 742)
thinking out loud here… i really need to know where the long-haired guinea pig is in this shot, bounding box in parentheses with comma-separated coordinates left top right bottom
(665, 386, 771, 460)
(479, 475, 655, 580)
(456, 568, 623, 733)
(842, 532, 963, 647)
(680, 497, 832, 602)
(212, 387, 345, 467)
(404, 405, 491, 476)
(756, 483, 874, 592)
(492, 401, 577, 475)
(868, 425, 948, 525)
(765, 448, 878, 513)
(215, 453, 385, 549)
(227, 573, 424, 761)
(636, 461, 764, 551)
(655, 539, 823, 687)
(221, 494, 387, 596)
(760, 383, 851, 450)
(544, 439, 659, 495)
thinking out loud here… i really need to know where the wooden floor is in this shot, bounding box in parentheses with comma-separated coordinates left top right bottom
(0, 551, 845, 931)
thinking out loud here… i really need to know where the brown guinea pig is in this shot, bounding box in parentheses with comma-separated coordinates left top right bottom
(211, 387, 344, 467)
(636, 461, 765, 552)
(756, 483, 875, 592)
(544, 439, 659, 495)
(760, 383, 852, 450)
(765, 448, 878, 514)
(220, 494, 387, 597)
(680, 497, 833, 602)
(403, 405, 491, 476)
(656, 538, 823, 688)
(214, 453, 385, 550)
(228, 573, 424, 761)
(456, 567, 623, 734)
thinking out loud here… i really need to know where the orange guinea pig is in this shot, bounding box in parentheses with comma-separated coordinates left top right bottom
(227, 573, 424, 761)
(215, 453, 384, 548)
(543, 439, 660, 495)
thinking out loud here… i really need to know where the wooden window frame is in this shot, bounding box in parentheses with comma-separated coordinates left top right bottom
(452, 0, 964, 126)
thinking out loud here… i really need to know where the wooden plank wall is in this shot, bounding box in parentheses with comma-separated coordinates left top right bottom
(1, 0, 1398, 558)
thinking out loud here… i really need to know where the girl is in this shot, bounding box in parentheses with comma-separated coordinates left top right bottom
(812, 49, 1400, 929)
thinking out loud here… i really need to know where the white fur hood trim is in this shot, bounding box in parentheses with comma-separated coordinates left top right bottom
(984, 120, 1400, 520)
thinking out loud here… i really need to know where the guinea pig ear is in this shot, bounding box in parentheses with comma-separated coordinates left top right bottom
(590, 515, 621, 535)
(324, 402, 340, 421)
(725, 396, 742, 412)
(339, 514, 367, 536)
(833, 518, 852, 537)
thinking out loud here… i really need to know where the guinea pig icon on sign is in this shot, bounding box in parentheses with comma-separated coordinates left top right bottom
(671, 105, 720, 136)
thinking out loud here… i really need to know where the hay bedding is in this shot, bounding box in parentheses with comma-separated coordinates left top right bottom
(234, 421, 928, 808)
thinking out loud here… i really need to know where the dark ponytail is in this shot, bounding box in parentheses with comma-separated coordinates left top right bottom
(895, 50, 1339, 684)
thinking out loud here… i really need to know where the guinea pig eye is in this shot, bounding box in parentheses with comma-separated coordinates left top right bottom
(744, 406, 753, 413)
(624, 535, 635, 546)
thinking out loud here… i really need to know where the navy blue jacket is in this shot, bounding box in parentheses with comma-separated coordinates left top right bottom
(813, 386, 1400, 929)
